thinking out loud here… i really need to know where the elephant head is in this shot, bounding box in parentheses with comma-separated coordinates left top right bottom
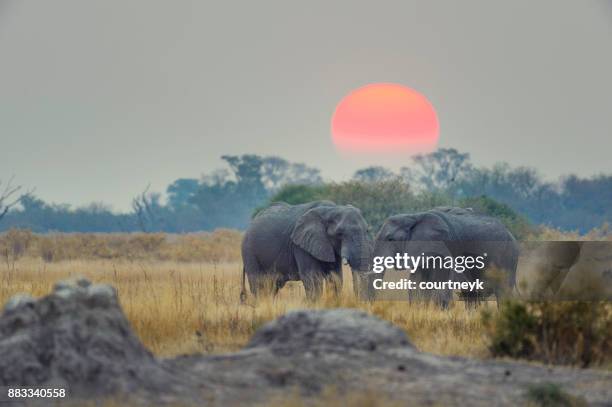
(291, 204, 373, 294)
(374, 212, 452, 255)
(374, 212, 454, 305)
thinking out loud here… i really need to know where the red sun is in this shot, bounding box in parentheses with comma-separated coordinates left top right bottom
(331, 83, 439, 154)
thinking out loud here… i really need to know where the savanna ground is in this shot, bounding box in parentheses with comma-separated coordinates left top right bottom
(0, 229, 498, 359)
(1, 226, 610, 360)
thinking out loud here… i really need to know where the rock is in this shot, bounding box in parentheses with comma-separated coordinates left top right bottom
(86, 283, 117, 308)
(246, 309, 412, 354)
(2, 294, 35, 313)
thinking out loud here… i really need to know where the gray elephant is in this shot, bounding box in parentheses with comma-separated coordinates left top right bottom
(373, 207, 519, 306)
(517, 241, 612, 300)
(241, 201, 373, 301)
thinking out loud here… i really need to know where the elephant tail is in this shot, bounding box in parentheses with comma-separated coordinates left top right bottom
(240, 265, 247, 304)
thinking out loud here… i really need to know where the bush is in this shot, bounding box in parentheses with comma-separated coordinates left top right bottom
(524, 383, 587, 407)
(267, 184, 327, 206)
(324, 180, 451, 232)
(530, 223, 611, 242)
(264, 182, 537, 236)
(459, 195, 533, 239)
(482, 301, 612, 367)
(266, 180, 453, 232)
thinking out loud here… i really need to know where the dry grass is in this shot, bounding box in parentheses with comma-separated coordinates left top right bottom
(1, 228, 609, 406)
(0, 229, 243, 264)
(1, 225, 609, 359)
(0, 256, 489, 358)
(528, 223, 611, 241)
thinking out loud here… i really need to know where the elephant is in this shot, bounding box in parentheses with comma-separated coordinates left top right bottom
(241, 201, 373, 301)
(517, 241, 612, 300)
(372, 207, 519, 307)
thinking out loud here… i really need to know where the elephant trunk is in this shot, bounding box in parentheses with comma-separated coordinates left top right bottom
(341, 234, 374, 300)
(340, 246, 350, 266)
(341, 234, 372, 272)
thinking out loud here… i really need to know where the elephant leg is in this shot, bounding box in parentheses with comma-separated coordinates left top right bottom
(248, 273, 270, 297)
(295, 250, 325, 301)
(326, 267, 343, 297)
(245, 257, 278, 298)
(302, 271, 324, 301)
(272, 278, 288, 297)
(243, 254, 264, 297)
(424, 266, 452, 308)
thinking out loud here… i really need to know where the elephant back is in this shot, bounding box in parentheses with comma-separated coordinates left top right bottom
(247, 201, 338, 240)
(431, 208, 515, 242)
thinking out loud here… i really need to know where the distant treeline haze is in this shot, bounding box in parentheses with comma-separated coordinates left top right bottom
(1, 149, 610, 234)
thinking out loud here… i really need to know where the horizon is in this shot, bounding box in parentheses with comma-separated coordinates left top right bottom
(4, 148, 611, 215)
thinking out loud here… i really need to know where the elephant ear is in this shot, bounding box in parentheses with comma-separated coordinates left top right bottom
(291, 208, 335, 262)
(378, 217, 408, 241)
(410, 213, 450, 240)
(394, 213, 449, 241)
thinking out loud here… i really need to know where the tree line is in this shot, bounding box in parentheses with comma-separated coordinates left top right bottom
(1, 149, 610, 234)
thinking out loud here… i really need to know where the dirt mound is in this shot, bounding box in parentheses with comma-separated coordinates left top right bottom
(246, 308, 412, 354)
(1, 280, 611, 406)
(0, 279, 196, 404)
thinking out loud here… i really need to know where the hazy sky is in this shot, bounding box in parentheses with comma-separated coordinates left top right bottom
(2, 1, 611, 211)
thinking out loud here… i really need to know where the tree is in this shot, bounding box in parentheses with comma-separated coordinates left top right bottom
(166, 178, 199, 210)
(132, 185, 166, 232)
(0, 177, 23, 222)
(353, 166, 395, 183)
(459, 195, 533, 239)
(266, 180, 452, 232)
(401, 148, 472, 193)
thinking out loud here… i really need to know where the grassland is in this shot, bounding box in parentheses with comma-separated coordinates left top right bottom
(0, 226, 609, 359)
(0, 257, 490, 358)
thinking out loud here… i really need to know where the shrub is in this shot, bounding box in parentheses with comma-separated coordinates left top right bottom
(264, 181, 540, 237)
(532, 224, 612, 241)
(459, 195, 533, 239)
(482, 301, 612, 367)
(265, 180, 453, 232)
(524, 383, 587, 407)
(325, 180, 451, 232)
(268, 184, 328, 206)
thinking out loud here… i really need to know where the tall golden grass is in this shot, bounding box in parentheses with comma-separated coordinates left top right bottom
(0, 225, 609, 359)
(0, 229, 242, 264)
(0, 255, 488, 358)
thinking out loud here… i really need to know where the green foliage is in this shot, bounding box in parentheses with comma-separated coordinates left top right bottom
(459, 195, 533, 239)
(481, 301, 537, 358)
(352, 166, 395, 183)
(189, 155, 322, 230)
(166, 178, 199, 209)
(524, 383, 587, 407)
(324, 180, 451, 232)
(268, 184, 328, 206)
(2, 149, 610, 233)
(482, 301, 612, 367)
(402, 147, 472, 192)
(265, 179, 531, 236)
(265, 180, 453, 232)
